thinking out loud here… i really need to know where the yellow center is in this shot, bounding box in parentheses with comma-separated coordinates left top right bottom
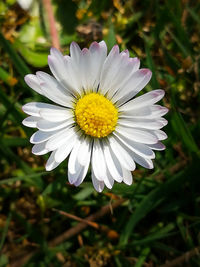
(75, 93, 118, 138)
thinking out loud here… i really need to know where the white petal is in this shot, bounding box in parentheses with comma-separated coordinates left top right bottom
(45, 127, 75, 151)
(37, 119, 74, 132)
(105, 167, 115, 189)
(68, 161, 83, 184)
(24, 74, 43, 95)
(106, 57, 141, 99)
(108, 136, 136, 171)
(111, 135, 153, 170)
(129, 57, 140, 72)
(64, 56, 82, 95)
(68, 138, 82, 176)
(48, 48, 75, 94)
(98, 40, 108, 54)
(158, 117, 168, 127)
(73, 144, 92, 187)
(119, 89, 165, 112)
(22, 102, 64, 117)
(46, 150, 60, 171)
(91, 139, 106, 181)
(22, 102, 51, 117)
(79, 48, 92, 91)
(96, 140, 114, 189)
(148, 105, 169, 119)
(70, 42, 81, 62)
(113, 69, 152, 105)
(68, 42, 83, 94)
(79, 42, 108, 92)
(89, 41, 107, 90)
(68, 137, 90, 185)
(39, 107, 73, 122)
(153, 130, 168, 140)
(102, 50, 130, 95)
(36, 71, 74, 107)
(32, 142, 49, 155)
(118, 118, 165, 130)
(22, 116, 40, 128)
(103, 142, 123, 183)
(30, 129, 59, 144)
(113, 132, 155, 159)
(132, 152, 154, 169)
(115, 125, 158, 144)
(149, 142, 166, 151)
(122, 168, 133, 185)
(121, 105, 168, 120)
(120, 107, 151, 118)
(99, 45, 120, 95)
(77, 137, 92, 166)
(55, 135, 77, 163)
(72, 163, 90, 187)
(92, 170, 104, 192)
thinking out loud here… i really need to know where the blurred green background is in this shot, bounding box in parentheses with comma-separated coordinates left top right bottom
(0, 0, 200, 266)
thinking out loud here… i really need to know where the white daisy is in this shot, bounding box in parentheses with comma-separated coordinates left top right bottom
(22, 41, 168, 192)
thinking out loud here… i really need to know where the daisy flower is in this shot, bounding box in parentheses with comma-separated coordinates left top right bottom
(22, 41, 168, 192)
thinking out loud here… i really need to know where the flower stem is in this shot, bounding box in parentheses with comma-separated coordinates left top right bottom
(42, 0, 60, 50)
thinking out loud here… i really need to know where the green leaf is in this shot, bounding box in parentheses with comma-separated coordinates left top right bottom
(1, 137, 29, 147)
(73, 186, 94, 200)
(13, 40, 48, 68)
(134, 247, 150, 267)
(105, 20, 116, 51)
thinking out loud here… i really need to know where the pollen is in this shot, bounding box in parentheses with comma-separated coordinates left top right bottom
(75, 93, 118, 138)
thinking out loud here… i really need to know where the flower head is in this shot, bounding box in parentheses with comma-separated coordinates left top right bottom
(22, 41, 168, 192)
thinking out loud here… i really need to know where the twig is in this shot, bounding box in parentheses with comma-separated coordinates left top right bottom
(42, 0, 60, 50)
(49, 198, 125, 247)
(160, 246, 200, 267)
(10, 198, 125, 267)
(52, 208, 100, 229)
(52, 207, 120, 238)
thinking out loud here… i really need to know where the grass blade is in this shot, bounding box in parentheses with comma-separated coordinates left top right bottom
(0, 212, 11, 251)
(0, 32, 30, 77)
(119, 163, 199, 246)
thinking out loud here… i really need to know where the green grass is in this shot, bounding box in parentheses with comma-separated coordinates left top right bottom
(0, 0, 200, 266)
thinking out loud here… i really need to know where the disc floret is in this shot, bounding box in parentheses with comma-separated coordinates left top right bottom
(75, 93, 118, 138)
